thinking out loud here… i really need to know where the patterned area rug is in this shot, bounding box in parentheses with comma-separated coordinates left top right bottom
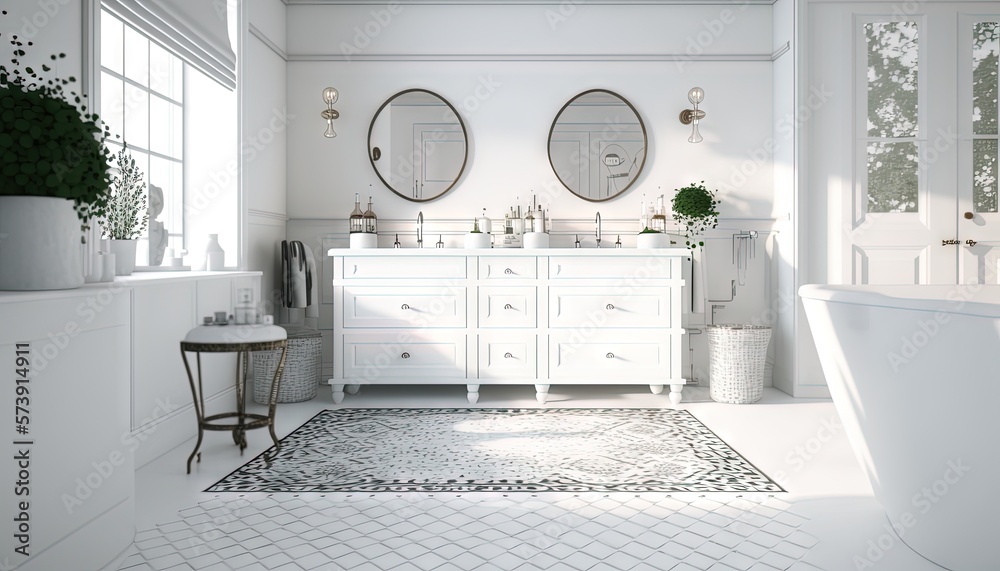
(207, 408, 783, 493)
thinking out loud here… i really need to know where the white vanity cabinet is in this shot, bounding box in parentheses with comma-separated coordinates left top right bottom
(327, 249, 688, 404)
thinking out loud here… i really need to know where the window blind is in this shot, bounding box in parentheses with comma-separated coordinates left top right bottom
(102, 0, 236, 90)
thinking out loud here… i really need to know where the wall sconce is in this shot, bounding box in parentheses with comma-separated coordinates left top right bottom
(679, 87, 706, 143)
(321, 87, 340, 138)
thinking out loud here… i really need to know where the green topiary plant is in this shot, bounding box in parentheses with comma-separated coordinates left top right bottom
(0, 9, 113, 225)
(671, 181, 720, 249)
(103, 144, 148, 239)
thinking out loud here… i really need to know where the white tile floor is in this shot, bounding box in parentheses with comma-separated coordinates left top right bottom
(106, 385, 948, 570)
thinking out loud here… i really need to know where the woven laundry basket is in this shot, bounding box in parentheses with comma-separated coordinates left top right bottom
(707, 324, 772, 404)
(253, 325, 322, 403)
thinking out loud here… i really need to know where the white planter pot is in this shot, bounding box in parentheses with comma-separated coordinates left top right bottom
(637, 232, 671, 249)
(463, 233, 491, 249)
(109, 239, 137, 276)
(0, 196, 84, 290)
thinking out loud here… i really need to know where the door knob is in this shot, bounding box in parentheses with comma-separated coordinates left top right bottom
(401, 352, 410, 359)
(504, 352, 513, 359)
(966, 239, 978, 247)
(606, 303, 615, 310)
(504, 303, 513, 310)
(964, 212, 974, 220)
(401, 303, 410, 310)
(606, 352, 615, 359)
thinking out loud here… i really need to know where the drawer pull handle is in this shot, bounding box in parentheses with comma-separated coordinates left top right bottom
(504, 352, 513, 359)
(401, 352, 410, 359)
(606, 352, 615, 359)
(401, 303, 410, 310)
(504, 303, 513, 310)
(504, 268, 514, 275)
(606, 303, 615, 310)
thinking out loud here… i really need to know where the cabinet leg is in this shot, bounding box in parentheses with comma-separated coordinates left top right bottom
(467, 384, 480, 404)
(346, 384, 361, 395)
(535, 384, 549, 405)
(669, 384, 684, 405)
(649, 384, 664, 395)
(331, 383, 345, 404)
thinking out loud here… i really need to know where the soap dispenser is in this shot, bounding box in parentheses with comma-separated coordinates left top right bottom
(363, 196, 377, 234)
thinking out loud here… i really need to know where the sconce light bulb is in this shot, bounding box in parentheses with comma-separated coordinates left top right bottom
(688, 87, 705, 105)
(322, 87, 339, 104)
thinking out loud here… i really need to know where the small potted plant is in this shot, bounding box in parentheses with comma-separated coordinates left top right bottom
(0, 18, 113, 290)
(671, 181, 720, 249)
(102, 144, 148, 275)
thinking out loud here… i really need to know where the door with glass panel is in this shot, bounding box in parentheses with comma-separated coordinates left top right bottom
(960, 16, 1000, 285)
(821, 4, 1000, 285)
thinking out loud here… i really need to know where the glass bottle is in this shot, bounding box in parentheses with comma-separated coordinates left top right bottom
(523, 205, 535, 234)
(349, 193, 364, 234)
(363, 196, 377, 234)
(651, 194, 667, 233)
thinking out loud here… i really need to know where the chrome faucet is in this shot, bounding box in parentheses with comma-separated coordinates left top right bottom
(595, 212, 602, 248)
(416, 211, 424, 248)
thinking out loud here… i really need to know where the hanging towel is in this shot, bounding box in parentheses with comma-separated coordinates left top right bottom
(281, 240, 318, 317)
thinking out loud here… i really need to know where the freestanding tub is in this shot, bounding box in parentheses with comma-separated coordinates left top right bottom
(799, 284, 998, 570)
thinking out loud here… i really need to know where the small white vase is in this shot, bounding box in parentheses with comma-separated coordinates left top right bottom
(101, 252, 116, 282)
(109, 240, 137, 276)
(83, 250, 103, 283)
(206, 234, 225, 270)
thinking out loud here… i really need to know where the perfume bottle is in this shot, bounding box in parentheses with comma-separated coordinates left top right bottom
(349, 193, 364, 233)
(363, 196, 377, 233)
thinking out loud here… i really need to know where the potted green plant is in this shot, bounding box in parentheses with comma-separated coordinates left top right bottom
(103, 144, 148, 276)
(671, 181, 720, 249)
(0, 19, 113, 290)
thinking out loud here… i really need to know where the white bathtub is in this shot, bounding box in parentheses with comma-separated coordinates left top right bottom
(800, 284, 999, 570)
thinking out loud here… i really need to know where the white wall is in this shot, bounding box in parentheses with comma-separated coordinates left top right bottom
(244, 0, 289, 315)
(283, 2, 789, 385)
(0, 1, 84, 87)
(285, 2, 777, 223)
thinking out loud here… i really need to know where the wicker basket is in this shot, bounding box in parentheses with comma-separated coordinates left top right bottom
(707, 324, 772, 404)
(253, 326, 322, 404)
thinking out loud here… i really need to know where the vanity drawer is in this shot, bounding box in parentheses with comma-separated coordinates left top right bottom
(342, 256, 467, 279)
(343, 333, 467, 379)
(549, 287, 674, 328)
(479, 286, 537, 328)
(479, 257, 537, 280)
(548, 333, 672, 380)
(343, 286, 467, 328)
(478, 335, 537, 379)
(549, 256, 673, 279)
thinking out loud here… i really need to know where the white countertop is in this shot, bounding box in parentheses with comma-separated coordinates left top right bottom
(0, 271, 261, 304)
(327, 247, 692, 257)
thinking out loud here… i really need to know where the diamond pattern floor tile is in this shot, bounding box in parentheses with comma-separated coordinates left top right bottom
(119, 490, 819, 571)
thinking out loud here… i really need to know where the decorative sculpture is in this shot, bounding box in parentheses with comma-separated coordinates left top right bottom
(148, 183, 168, 266)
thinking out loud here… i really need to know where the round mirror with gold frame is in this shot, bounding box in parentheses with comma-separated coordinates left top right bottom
(547, 89, 647, 202)
(367, 88, 469, 202)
